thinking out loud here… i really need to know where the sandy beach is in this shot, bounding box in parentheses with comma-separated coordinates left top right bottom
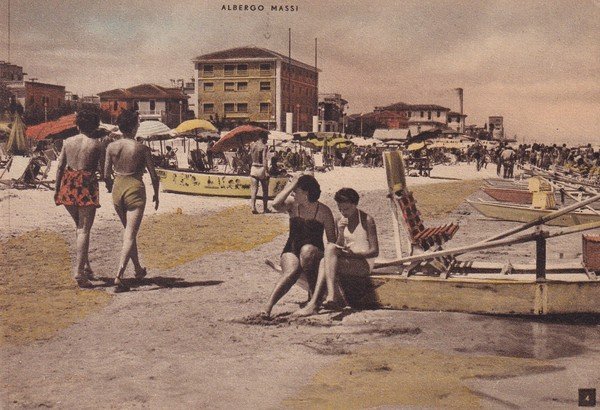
(1, 163, 599, 409)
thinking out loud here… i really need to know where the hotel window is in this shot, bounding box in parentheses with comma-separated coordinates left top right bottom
(437, 111, 441, 117)
(224, 65, 235, 76)
(260, 81, 271, 91)
(113, 101, 118, 110)
(408, 111, 411, 118)
(237, 103, 248, 113)
(420, 111, 424, 117)
(237, 64, 248, 76)
(260, 102, 270, 113)
(224, 103, 235, 113)
(237, 82, 248, 91)
(203, 65, 214, 76)
(203, 82, 214, 92)
(224, 82, 235, 92)
(427, 111, 431, 120)
(260, 63, 271, 75)
(150, 100, 156, 111)
(203, 103, 214, 113)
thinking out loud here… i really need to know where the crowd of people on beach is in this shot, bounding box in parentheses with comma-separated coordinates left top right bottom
(50, 111, 597, 317)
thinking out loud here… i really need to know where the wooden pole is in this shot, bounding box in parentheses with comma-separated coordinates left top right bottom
(375, 219, 600, 268)
(535, 228, 546, 281)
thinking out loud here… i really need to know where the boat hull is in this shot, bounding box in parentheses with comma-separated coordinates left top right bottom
(467, 199, 600, 227)
(157, 168, 288, 198)
(342, 274, 600, 315)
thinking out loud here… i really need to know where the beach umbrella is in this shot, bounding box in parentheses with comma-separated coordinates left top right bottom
(210, 125, 268, 153)
(135, 120, 172, 139)
(25, 114, 78, 140)
(407, 142, 426, 151)
(174, 119, 217, 135)
(6, 113, 28, 154)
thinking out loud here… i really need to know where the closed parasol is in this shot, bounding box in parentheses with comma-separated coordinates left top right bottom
(6, 113, 28, 154)
(174, 119, 217, 135)
(210, 125, 268, 152)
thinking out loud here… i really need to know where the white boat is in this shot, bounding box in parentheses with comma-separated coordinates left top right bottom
(467, 199, 600, 227)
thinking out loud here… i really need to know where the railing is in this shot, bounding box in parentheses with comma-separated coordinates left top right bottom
(138, 110, 164, 117)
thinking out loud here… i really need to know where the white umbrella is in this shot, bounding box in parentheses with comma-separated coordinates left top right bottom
(136, 120, 172, 139)
(268, 130, 293, 142)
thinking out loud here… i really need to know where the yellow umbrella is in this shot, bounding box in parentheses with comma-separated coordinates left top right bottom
(407, 142, 426, 151)
(174, 119, 217, 135)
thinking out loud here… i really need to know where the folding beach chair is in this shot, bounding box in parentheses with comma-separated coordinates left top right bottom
(383, 150, 459, 277)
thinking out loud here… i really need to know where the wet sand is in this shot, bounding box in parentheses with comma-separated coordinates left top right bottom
(1, 164, 599, 408)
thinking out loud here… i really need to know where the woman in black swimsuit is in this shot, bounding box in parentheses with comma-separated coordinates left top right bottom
(263, 174, 336, 317)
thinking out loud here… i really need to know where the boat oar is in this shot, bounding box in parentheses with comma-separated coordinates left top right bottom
(375, 219, 600, 269)
(475, 191, 600, 245)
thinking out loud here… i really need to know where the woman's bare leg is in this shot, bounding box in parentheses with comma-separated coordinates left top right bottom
(263, 253, 301, 317)
(115, 206, 145, 276)
(294, 259, 326, 316)
(66, 206, 96, 283)
(323, 243, 341, 303)
(115, 206, 145, 280)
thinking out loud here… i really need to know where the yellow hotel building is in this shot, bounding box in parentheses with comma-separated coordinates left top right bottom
(193, 47, 319, 132)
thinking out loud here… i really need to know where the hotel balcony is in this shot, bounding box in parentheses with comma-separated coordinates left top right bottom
(138, 110, 164, 121)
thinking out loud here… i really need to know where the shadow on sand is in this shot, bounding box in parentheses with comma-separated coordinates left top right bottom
(92, 276, 223, 292)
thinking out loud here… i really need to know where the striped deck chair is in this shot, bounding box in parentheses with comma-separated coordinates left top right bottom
(383, 150, 459, 277)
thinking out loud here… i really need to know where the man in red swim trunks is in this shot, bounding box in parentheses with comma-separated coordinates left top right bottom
(54, 110, 106, 288)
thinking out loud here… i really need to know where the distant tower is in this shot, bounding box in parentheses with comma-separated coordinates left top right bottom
(455, 88, 464, 133)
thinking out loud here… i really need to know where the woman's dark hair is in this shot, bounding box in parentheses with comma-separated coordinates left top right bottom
(334, 188, 360, 205)
(296, 175, 321, 202)
(117, 109, 140, 135)
(76, 110, 100, 135)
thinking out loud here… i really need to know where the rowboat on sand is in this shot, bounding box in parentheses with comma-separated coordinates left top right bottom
(467, 198, 600, 227)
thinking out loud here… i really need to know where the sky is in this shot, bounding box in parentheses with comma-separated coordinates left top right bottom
(1, 0, 599, 144)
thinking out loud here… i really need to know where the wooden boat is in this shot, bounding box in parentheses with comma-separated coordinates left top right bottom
(467, 198, 600, 227)
(157, 168, 288, 198)
(482, 187, 533, 205)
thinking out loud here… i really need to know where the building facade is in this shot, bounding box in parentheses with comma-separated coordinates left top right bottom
(318, 93, 347, 132)
(447, 111, 467, 132)
(97, 84, 189, 128)
(193, 47, 319, 132)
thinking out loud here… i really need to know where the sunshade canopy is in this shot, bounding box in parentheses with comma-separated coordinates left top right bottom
(26, 114, 78, 140)
(174, 119, 217, 135)
(210, 125, 268, 152)
(136, 120, 173, 139)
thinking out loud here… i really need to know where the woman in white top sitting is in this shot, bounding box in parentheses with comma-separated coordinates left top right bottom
(295, 188, 378, 316)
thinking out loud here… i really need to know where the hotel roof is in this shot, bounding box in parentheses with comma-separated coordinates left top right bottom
(97, 83, 188, 100)
(193, 46, 320, 72)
